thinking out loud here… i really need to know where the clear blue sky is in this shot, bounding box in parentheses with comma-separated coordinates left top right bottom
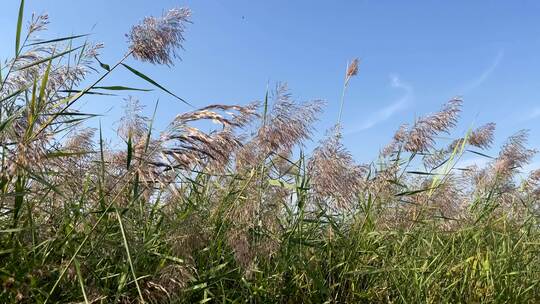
(1, 0, 540, 168)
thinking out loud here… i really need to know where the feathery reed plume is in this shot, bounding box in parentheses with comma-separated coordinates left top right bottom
(525, 169, 540, 198)
(2, 41, 102, 99)
(447, 122, 496, 153)
(308, 125, 365, 209)
(493, 130, 537, 176)
(117, 96, 149, 141)
(383, 99, 462, 156)
(461, 164, 485, 187)
(258, 84, 323, 153)
(424, 122, 495, 169)
(236, 84, 323, 169)
(48, 128, 98, 199)
(337, 58, 360, 125)
(28, 13, 49, 35)
(529, 169, 540, 182)
(128, 8, 191, 65)
(404, 98, 462, 153)
(469, 122, 496, 149)
(345, 58, 360, 85)
(64, 128, 96, 153)
(161, 103, 258, 171)
(397, 173, 465, 230)
(364, 163, 400, 216)
(144, 264, 193, 302)
(382, 123, 409, 157)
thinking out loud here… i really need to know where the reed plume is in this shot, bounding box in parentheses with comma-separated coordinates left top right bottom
(128, 8, 191, 65)
(118, 96, 149, 141)
(308, 125, 366, 209)
(404, 98, 462, 153)
(261, 84, 323, 153)
(337, 58, 360, 125)
(160, 103, 258, 172)
(447, 122, 496, 153)
(28, 13, 49, 34)
(493, 130, 537, 177)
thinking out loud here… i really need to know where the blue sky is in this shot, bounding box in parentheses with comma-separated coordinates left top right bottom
(1, 0, 540, 168)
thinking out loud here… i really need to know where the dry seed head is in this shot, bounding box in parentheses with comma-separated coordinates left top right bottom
(404, 98, 462, 153)
(447, 138, 466, 153)
(128, 8, 191, 65)
(308, 125, 365, 209)
(64, 128, 96, 152)
(431, 98, 462, 132)
(4, 42, 100, 99)
(28, 13, 49, 35)
(404, 123, 434, 153)
(447, 122, 495, 153)
(161, 104, 257, 171)
(345, 58, 360, 82)
(523, 169, 540, 196)
(469, 122, 496, 149)
(528, 169, 540, 184)
(117, 96, 149, 141)
(493, 130, 537, 176)
(257, 84, 324, 155)
(382, 123, 409, 156)
(173, 103, 258, 129)
(412, 173, 465, 222)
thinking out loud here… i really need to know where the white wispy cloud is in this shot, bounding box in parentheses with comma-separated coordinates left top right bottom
(460, 49, 504, 93)
(346, 74, 412, 133)
(524, 107, 540, 121)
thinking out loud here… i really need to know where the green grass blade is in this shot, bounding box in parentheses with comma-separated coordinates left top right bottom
(93, 85, 152, 92)
(115, 209, 145, 303)
(121, 63, 191, 106)
(38, 58, 53, 110)
(15, 0, 24, 55)
(74, 259, 89, 304)
(27, 34, 90, 46)
(126, 134, 133, 169)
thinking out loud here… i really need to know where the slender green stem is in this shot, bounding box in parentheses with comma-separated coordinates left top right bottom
(116, 209, 145, 303)
(337, 62, 350, 126)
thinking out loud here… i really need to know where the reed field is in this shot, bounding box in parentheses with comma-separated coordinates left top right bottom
(1, 2, 540, 303)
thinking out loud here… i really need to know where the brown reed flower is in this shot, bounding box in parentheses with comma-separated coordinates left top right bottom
(382, 123, 409, 156)
(449, 122, 496, 152)
(258, 84, 324, 154)
(117, 96, 149, 141)
(528, 169, 540, 184)
(160, 103, 258, 171)
(28, 13, 49, 35)
(3, 41, 102, 101)
(345, 58, 360, 84)
(308, 125, 366, 209)
(64, 128, 96, 153)
(524, 169, 540, 198)
(128, 8, 191, 65)
(404, 98, 462, 153)
(469, 122, 496, 149)
(493, 130, 537, 176)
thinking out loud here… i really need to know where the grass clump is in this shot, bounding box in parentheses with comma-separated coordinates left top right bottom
(1, 2, 540, 303)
